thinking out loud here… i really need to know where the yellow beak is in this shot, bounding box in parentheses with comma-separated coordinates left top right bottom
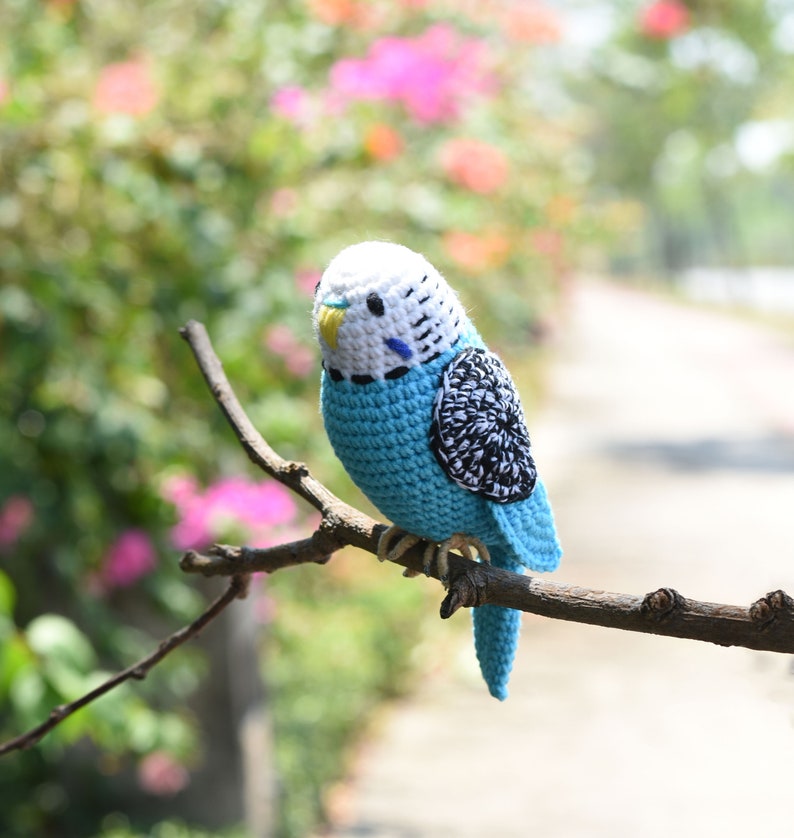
(318, 303, 347, 350)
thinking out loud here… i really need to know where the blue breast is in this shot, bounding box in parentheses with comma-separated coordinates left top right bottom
(321, 343, 500, 545)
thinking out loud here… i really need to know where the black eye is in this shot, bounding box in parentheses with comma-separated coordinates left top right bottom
(366, 292, 385, 317)
(314, 280, 321, 296)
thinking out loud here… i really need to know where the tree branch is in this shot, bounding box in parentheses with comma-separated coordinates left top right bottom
(179, 318, 794, 656)
(4, 318, 793, 756)
(0, 575, 249, 757)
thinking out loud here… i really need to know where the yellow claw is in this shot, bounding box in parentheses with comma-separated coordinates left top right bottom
(318, 304, 347, 350)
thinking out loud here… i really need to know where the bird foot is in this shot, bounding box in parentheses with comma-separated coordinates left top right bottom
(429, 533, 491, 587)
(377, 526, 490, 588)
(377, 526, 425, 578)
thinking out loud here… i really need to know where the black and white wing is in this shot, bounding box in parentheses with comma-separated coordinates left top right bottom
(429, 347, 537, 503)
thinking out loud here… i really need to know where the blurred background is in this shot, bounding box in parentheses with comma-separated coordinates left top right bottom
(1, 1, 793, 836)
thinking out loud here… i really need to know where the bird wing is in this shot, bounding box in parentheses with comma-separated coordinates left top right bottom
(429, 347, 537, 503)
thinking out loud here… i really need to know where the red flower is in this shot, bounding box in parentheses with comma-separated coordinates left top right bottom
(639, 1, 690, 39)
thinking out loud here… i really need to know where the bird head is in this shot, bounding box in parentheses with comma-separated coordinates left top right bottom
(312, 241, 469, 382)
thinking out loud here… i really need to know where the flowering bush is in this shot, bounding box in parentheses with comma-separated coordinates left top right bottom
(0, 0, 587, 834)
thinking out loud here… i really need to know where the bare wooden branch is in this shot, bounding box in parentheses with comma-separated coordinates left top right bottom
(5, 318, 793, 756)
(180, 318, 794, 657)
(0, 575, 249, 757)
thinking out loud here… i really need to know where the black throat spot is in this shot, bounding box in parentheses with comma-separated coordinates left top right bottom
(327, 366, 410, 384)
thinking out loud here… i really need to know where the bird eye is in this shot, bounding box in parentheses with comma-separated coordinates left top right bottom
(314, 280, 321, 296)
(366, 292, 385, 317)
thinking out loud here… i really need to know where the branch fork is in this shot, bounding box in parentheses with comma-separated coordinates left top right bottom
(3, 318, 794, 757)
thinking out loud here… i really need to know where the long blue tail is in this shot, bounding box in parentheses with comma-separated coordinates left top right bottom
(474, 480, 562, 700)
(472, 554, 523, 701)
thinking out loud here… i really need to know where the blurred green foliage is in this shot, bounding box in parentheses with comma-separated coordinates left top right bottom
(579, 0, 794, 273)
(0, 0, 588, 835)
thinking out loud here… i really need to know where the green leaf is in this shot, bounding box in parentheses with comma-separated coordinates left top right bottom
(0, 570, 16, 617)
(0, 632, 34, 696)
(26, 615, 96, 672)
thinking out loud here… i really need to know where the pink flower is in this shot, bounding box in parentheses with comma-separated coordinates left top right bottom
(166, 476, 298, 551)
(138, 751, 189, 796)
(295, 268, 321, 297)
(530, 228, 563, 257)
(271, 85, 311, 125)
(439, 138, 509, 194)
(0, 79, 10, 106)
(93, 59, 158, 116)
(329, 25, 495, 124)
(639, 1, 690, 39)
(101, 529, 157, 589)
(270, 188, 298, 218)
(0, 496, 33, 550)
(160, 474, 199, 508)
(264, 324, 315, 378)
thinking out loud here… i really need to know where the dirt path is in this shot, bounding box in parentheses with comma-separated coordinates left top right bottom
(321, 279, 794, 838)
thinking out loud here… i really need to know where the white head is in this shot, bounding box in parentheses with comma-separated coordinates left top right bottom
(313, 241, 468, 382)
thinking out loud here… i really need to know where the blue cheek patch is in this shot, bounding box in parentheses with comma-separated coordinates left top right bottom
(385, 337, 413, 360)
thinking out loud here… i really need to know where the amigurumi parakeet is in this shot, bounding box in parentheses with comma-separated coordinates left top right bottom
(313, 241, 561, 700)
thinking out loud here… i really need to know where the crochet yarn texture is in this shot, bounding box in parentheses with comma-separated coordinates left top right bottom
(314, 241, 562, 700)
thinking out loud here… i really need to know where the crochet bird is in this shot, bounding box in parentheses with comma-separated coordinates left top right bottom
(313, 241, 561, 700)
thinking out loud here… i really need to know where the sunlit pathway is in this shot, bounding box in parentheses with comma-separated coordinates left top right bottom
(320, 278, 794, 838)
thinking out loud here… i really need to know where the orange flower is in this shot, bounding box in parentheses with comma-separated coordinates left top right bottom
(443, 230, 511, 273)
(502, 4, 562, 44)
(308, 0, 378, 28)
(363, 124, 404, 161)
(439, 138, 509, 194)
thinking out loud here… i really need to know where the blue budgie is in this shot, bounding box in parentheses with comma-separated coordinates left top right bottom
(312, 241, 561, 700)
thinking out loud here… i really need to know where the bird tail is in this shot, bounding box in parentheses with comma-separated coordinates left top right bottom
(473, 479, 562, 699)
(472, 552, 523, 701)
